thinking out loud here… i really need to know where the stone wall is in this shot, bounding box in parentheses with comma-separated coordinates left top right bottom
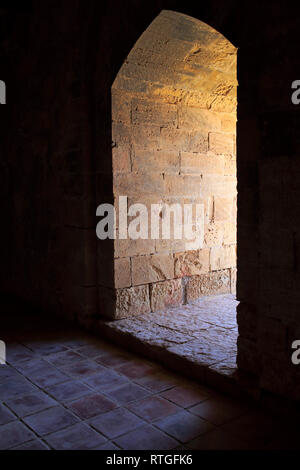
(110, 11, 237, 319)
(0, 1, 103, 323)
(3, 0, 300, 405)
(236, 3, 300, 402)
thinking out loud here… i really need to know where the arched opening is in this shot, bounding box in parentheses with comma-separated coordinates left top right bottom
(108, 10, 238, 372)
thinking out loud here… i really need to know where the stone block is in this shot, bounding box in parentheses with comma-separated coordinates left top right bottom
(132, 147, 179, 174)
(174, 249, 209, 277)
(112, 122, 131, 145)
(178, 107, 221, 132)
(115, 237, 156, 258)
(224, 155, 236, 175)
(115, 285, 150, 318)
(214, 197, 234, 222)
(209, 132, 234, 155)
(112, 145, 131, 173)
(132, 254, 174, 286)
(230, 267, 237, 294)
(185, 269, 231, 302)
(115, 258, 131, 289)
(204, 221, 224, 247)
(210, 92, 237, 113)
(165, 174, 202, 197)
(180, 152, 224, 175)
(150, 279, 183, 311)
(111, 91, 131, 123)
(132, 99, 177, 128)
(131, 124, 161, 149)
(186, 48, 236, 73)
(114, 172, 165, 197)
(210, 245, 236, 271)
(160, 128, 208, 153)
(221, 114, 237, 133)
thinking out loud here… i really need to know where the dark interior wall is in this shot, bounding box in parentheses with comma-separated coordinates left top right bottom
(0, 1, 102, 321)
(2, 0, 300, 402)
(236, 4, 300, 402)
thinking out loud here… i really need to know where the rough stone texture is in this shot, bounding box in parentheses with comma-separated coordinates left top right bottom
(115, 285, 150, 319)
(210, 245, 236, 271)
(132, 254, 174, 286)
(115, 258, 131, 289)
(174, 250, 210, 278)
(185, 270, 231, 303)
(3, 0, 300, 408)
(209, 132, 234, 155)
(105, 294, 238, 369)
(111, 10, 237, 318)
(150, 279, 183, 311)
(230, 268, 237, 294)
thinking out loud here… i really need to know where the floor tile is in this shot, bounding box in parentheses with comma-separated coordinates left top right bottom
(0, 376, 36, 401)
(96, 351, 135, 368)
(12, 439, 50, 450)
(134, 371, 179, 393)
(23, 405, 79, 436)
(0, 403, 16, 425)
(45, 380, 91, 403)
(128, 396, 180, 422)
(25, 365, 69, 388)
(6, 344, 36, 365)
(115, 361, 159, 380)
(14, 358, 51, 373)
(61, 338, 93, 349)
(115, 424, 178, 450)
(60, 359, 106, 379)
(45, 422, 107, 450)
(89, 407, 145, 439)
(161, 385, 209, 408)
(75, 344, 111, 359)
(0, 296, 289, 451)
(83, 369, 129, 392)
(0, 421, 35, 450)
(103, 383, 150, 405)
(5, 391, 56, 417)
(24, 341, 67, 356)
(68, 393, 117, 419)
(155, 410, 215, 443)
(0, 365, 20, 383)
(94, 441, 120, 450)
(46, 350, 84, 368)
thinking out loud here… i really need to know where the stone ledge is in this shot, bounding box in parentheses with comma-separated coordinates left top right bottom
(98, 294, 247, 399)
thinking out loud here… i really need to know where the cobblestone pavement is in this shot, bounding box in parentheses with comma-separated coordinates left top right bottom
(0, 295, 298, 450)
(104, 294, 239, 380)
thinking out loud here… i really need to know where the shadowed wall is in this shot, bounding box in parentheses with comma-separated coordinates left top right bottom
(2, 0, 300, 405)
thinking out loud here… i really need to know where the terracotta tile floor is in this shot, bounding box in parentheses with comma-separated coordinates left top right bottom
(0, 299, 298, 450)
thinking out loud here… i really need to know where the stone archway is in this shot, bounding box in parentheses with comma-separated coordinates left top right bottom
(109, 10, 237, 320)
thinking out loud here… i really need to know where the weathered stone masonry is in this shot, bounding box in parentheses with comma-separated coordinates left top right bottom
(3, 0, 300, 407)
(108, 11, 237, 319)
